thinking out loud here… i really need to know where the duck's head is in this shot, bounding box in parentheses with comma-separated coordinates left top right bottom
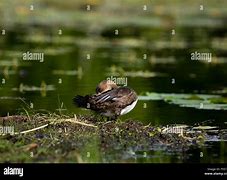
(96, 80, 118, 94)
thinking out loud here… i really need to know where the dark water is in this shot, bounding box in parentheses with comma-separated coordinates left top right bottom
(0, 0, 227, 163)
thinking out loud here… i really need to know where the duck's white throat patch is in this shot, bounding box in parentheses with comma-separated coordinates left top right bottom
(120, 99, 138, 115)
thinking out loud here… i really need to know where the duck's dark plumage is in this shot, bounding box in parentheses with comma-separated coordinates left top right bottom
(73, 95, 90, 108)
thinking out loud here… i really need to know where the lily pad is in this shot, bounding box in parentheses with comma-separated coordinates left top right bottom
(0, 97, 25, 100)
(139, 92, 227, 110)
(12, 83, 55, 92)
(192, 126, 218, 130)
(107, 68, 167, 78)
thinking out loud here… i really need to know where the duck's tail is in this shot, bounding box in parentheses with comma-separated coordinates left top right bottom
(73, 95, 90, 108)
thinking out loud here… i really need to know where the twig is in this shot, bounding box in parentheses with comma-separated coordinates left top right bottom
(48, 115, 97, 128)
(59, 118, 98, 128)
(15, 123, 49, 135)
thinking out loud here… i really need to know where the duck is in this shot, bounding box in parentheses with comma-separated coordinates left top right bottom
(73, 80, 138, 120)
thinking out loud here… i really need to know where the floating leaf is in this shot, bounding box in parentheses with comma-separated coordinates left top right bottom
(139, 92, 227, 110)
(107, 69, 167, 78)
(12, 84, 55, 92)
(192, 126, 218, 130)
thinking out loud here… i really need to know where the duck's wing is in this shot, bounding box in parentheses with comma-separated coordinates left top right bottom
(90, 87, 137, 106)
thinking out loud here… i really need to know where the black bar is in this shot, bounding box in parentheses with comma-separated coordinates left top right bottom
(0, 163, 227, 179)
